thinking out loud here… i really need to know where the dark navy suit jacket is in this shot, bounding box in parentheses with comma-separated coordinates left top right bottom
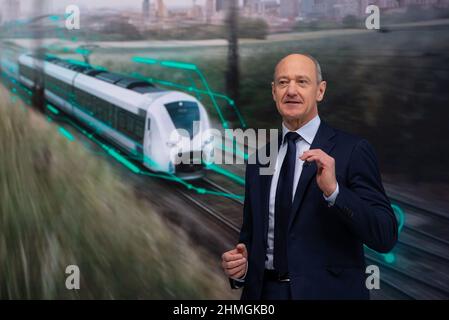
(232, 121, 398, 300)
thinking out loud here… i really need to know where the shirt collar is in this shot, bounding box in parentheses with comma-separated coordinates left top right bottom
(281, 115, 321, 145)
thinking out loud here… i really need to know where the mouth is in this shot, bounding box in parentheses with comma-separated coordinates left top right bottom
(283, 100, 303, 106)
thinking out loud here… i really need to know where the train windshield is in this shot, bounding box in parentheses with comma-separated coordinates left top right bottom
(164, 101, 200, 138)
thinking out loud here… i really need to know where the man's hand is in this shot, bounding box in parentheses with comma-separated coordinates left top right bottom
(222, 243, 248, 279)
(300, 149, 337, 197)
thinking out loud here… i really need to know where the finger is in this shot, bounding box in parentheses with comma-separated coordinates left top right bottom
(222, 253, 244, 262)
(300, 148, 323, 157)
(236, 243, 246, 253)
(231, 269, 246, 279)
(307, 148, 324, 154)
(301, 148, 329, 160)
(224, 264, 244, 277)
(223, 260, 246, 272)
(228, 265, 246, 278)
(236, 243, 247, 257)
(224, 258, 246, 269)
(221, 247, 239, 260)
(301, 155, 325, 166)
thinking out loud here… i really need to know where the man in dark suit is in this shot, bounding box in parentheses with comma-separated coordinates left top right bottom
(221, 53, 398, 300)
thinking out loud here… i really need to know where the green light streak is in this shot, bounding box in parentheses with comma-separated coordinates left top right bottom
(47, 104, 60, 115)
(205, 163, 245, 186)
(106, 148, 141, 174)
(74, 48, 91, 56)
(195, 68, 227, 127)
(383, 253, 396, 264)
(58, 127, 74, 141)
(131, 57, 158, 65)
(391, 204, 405, 233)
(203, 189, 244, 201)
(161, 60, 197, 71)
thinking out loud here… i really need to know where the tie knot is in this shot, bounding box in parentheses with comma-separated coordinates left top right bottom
(284, 132, 300, 143)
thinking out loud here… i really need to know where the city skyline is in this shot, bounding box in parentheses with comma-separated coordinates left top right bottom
(4, 0, 255, 11)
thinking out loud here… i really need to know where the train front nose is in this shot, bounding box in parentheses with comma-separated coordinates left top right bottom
(169, 137, 206, 179)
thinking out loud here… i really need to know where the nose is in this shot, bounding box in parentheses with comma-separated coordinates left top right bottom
(286, 80, 298, 97)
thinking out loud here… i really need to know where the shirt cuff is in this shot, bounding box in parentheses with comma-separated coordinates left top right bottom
(230, 261, 248, 282)
(323, 183, 339, 207)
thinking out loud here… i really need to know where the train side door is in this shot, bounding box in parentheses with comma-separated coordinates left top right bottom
(144, 117, 152, 158)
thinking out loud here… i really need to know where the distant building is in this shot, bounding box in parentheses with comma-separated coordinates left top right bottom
(243, 0, 264, 15)
(300, 0, 315, 16)
(262, 0, 281, 16)
(333, 0, 364, 19)
(216, 0, 228, 12)
(280, 0, 299, 19)
(142, 0, 150, 20)
(205, 0, 216, 22)
(156, 0, 167, 19)
(188, 0, 203, 19)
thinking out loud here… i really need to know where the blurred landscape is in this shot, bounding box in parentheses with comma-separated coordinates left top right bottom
(0, 86, 234, 299)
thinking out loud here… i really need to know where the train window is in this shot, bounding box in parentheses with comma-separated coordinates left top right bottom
(164, 101, 200, 139)
(44, 74, 71, 99)
(147, 118, 151, 130)
(135, 122, 144, 139)
(117, 110, 126, 132)
(126, 115, 134, 133)
(20, 64, 36, 81)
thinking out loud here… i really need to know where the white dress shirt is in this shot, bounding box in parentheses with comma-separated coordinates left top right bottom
(265, 115, 339, 270)
(232, 115, 339, 280)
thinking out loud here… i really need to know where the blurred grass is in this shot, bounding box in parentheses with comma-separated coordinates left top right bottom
(0, 86, 233, 299)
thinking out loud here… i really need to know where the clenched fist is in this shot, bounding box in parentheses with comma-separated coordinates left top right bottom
(222, 243, 248, 279)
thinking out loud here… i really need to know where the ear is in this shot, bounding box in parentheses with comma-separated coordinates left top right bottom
(316, 81, 327, 102)
(271, 81, 276, 102)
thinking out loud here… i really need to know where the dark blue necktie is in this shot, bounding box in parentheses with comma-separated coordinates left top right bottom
(274, 131, 300, 276)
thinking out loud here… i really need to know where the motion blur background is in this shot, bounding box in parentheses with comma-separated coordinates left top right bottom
(1, 0, 448, 299)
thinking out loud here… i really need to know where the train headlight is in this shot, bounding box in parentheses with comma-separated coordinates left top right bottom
(167, 135, 182, 148)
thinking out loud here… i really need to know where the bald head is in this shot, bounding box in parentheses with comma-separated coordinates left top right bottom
(274, 54, 323, 84)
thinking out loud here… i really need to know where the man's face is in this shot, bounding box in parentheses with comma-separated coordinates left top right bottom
(272, 55, 326, 124)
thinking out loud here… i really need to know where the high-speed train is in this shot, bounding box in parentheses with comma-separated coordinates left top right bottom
(17, 53, 213, 179)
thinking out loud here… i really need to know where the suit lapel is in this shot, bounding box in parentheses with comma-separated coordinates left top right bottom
(260, 172, 272, 245)
(260, 132, 282, 245)
(288, 121, 336, 231)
